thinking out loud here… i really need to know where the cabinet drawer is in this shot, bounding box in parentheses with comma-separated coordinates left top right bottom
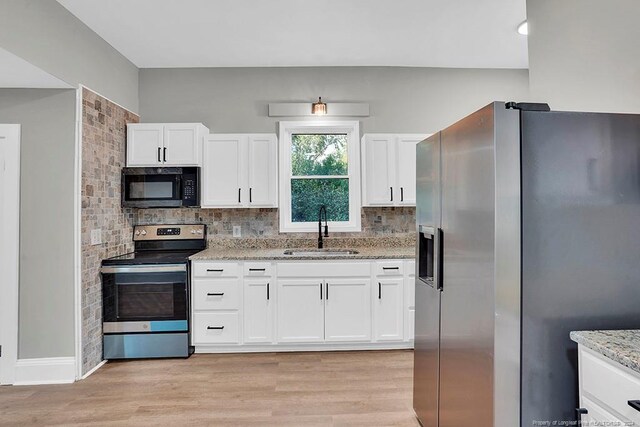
(244, 262, 273, 277)
(375, 261, 404, 276)
(406, 260, 416, 277)
(581, 346, 640, 424)
(193, 280, 240, 310)
(193, 262, 240, 278)
(277, 262, 370, 278)
(193, 312, 239, 344)
(581, 396, 625, 424)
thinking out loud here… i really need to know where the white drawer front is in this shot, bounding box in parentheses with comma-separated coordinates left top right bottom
(277, 262, 370, 278)
(193, 312, 239, 344)
(406, 260, 416, 277)
(581, 347, 640, 424)
(193, 262, 240, 278)
(193, 280, 240, 310)
(375, 261, 404, 276)
(581, 396, 625, 424)
(244, 262, 273, 277)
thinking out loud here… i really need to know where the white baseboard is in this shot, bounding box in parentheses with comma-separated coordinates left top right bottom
(195, 342, 414, 354)
(13, 357, 76, 385)
(81, 360, 106, 380)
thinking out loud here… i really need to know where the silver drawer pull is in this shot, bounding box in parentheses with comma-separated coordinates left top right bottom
(207, 292, 224, 296)
(207, 326, 224, 330)
(206, 269, 223, 272)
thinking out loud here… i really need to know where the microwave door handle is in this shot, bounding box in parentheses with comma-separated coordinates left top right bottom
(176, 176, 183, 200)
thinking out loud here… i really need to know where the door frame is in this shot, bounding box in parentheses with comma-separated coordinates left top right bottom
(0, 124, 21, 385)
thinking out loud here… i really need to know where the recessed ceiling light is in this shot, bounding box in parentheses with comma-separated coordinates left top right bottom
(517, 21, 528, 36)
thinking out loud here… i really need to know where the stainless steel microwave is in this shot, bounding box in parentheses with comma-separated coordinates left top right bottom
(121, 167, 200, 208)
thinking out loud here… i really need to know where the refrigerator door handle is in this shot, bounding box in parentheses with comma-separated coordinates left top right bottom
(436, 227, 444, 291)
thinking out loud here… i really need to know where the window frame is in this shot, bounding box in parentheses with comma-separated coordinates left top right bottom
(278, 120, 361, 233)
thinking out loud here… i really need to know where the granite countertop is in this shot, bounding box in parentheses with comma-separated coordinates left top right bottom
(570, 330, 640, 374)
(190, 245, 415, 261)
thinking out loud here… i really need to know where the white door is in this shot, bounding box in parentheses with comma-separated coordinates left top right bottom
(0, 124, 20, 385)
(324, 278, 371, 342)
(202, 135, 245, 207)
(247, 134, 277, 207)
(374, 278, 405, 341)
(163, 124, 200, 166)
(362, 135, 394, 206)
(277, 279, 324, 343)
(243, 279, 273, 343)
(126, 123, 163, 166)
(396, 135, 424, 206)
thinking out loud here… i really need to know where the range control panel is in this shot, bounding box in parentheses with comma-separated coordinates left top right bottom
(133, 224, 206, 241)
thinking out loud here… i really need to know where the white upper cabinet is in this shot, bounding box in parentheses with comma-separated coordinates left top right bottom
(202, 134, 245, 207)
(247, 134, 278, 207)
(126, 123, 208, 167)
(202, 134, 277, 209)
(361, 134, 428, 207)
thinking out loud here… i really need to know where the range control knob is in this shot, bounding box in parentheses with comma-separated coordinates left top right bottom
(191, 230, 196, 234)
(141, 230, 147, 236)
(135, 230, 140, 236)
(196, 229, 203, 234)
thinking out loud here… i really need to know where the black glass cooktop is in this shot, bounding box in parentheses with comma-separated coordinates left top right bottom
(102, 250, 198, 266)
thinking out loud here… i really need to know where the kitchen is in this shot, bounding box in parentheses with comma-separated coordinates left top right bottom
(0, 1, 639, 426)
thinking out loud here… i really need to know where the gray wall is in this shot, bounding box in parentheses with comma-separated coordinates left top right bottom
(527, 0, 640, 113)
(0, 89, 76, 358)
(139, 67, 530, 134)
(0, 0, 139, 112)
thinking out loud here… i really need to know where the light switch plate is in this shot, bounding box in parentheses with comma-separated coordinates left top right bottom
(232, 225, 242, 238)
(90, 229, 102, 245)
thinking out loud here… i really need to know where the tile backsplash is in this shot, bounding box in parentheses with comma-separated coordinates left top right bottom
(135, 206, 416, 238)
(81, 88, 139, 375)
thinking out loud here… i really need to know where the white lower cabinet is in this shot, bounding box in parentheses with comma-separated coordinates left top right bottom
(277, 279, 325, 343)
(578, 344, 640, 425)
(192, 259, 415, 352)
(243, 279, 274, 343)
(325, 279, 371, 342)
(374, 278, 404, 341)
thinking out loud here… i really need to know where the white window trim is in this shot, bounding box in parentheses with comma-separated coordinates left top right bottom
(278, 120, 361, 233)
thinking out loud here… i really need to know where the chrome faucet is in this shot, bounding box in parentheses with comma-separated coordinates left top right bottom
(318, 205, 329, 248)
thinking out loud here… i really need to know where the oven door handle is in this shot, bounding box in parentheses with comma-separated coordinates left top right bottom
(100, 264, 187, 274)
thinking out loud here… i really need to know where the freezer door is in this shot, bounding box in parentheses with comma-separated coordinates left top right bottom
(438, 104, 496, 426)
(413, 133, 441, 426)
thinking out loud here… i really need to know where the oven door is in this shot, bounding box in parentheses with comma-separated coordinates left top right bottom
(101, 264, 188, 333)
(122, 168, 183, 208)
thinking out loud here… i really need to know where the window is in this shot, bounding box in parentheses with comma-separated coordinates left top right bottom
(279, 121, 361, 232)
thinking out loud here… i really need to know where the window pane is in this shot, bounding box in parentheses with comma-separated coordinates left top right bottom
(291, 134, 348, 176)
(291, 178, 349, 222)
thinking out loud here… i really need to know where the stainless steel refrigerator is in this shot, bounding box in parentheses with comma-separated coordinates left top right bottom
(413, 101, 640, 427)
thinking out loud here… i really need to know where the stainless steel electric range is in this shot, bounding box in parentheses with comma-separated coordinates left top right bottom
(100, 224, 206, 359)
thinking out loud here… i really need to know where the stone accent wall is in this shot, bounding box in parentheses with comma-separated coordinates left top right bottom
(135, 206, 415, 238)
(81, 88, 139, 375)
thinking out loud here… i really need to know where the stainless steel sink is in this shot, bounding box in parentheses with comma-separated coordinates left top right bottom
(283, 248, 360, 256)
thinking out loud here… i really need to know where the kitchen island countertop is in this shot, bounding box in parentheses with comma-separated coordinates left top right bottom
(570, 330, 640, 374)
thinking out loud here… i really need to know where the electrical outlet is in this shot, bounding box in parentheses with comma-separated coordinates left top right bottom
(90, 229, 102, 245)
(232, 225, 242, 238)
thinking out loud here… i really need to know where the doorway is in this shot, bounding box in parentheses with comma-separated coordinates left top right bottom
(0, 124, 20, 385)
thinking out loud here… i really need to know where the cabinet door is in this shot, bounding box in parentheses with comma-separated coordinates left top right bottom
(163, 124, 200, 166)
(202, 135, 245, 207)
(374, 278, 404, 341)
(362, 135, 394, 206)
(126, 124, 163, 166)
(396, 135, 424, 206)
(324, 278, 371, 342)
(277, 279, 324, 343)
(243, 279, 273, 343)
(247, 134, 277, 207)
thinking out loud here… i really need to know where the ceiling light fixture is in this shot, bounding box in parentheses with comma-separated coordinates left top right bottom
(312, 97, 327, 116)
(517, 20, 528, 36)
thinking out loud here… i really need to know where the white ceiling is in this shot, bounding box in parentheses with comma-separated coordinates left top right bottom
(0, 47, 71, 89)
(57, 0, 528, 69)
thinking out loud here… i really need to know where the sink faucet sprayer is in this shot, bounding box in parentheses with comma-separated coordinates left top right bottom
(318, 205, 329, 248)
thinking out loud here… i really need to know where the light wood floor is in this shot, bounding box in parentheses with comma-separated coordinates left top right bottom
(0, 350, 419, 426)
